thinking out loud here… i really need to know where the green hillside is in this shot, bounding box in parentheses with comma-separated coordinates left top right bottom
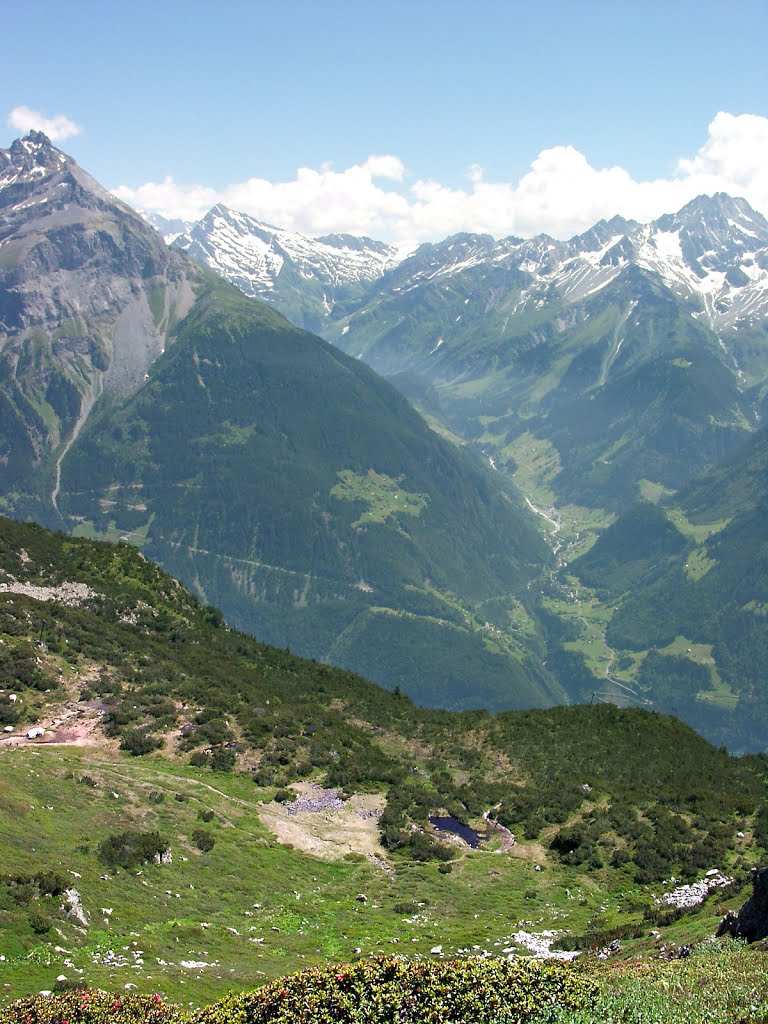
(0, 515, 766, 1008)
(567, 427, 768, 750)
(58, 275, 558, 711)
(0, 132, 564, 715)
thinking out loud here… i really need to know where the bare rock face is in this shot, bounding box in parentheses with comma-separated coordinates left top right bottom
(62, 886, 88, 926)
(716, 867, 768, 943)
(0, 131, 201, 516)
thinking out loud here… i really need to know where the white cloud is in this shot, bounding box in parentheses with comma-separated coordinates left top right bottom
(676, 112, 768, 200)
(113, 176, 219, 224)
(7, 105, 82, 142)
(362, 154, 405, 181)
(114, 158, 411, 239)
(113, 112, 768, 244)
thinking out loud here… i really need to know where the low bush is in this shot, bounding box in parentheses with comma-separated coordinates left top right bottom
(191, 828, 215, 852)
(28, 907, 53, 933)
(120, 728, 163, 756)
(0, 989, 182, 1023)
(98, 829, 169, 870)
(191, 956, 598, 1024)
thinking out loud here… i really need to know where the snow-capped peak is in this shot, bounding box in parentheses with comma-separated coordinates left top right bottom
(0, 131, 68, 195)
(172, 205, 405, 323)
(165, 193, 768, 336)
(376, 194, 768, 333)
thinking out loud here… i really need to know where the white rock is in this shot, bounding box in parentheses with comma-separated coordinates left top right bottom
(62, 888, 88, 926)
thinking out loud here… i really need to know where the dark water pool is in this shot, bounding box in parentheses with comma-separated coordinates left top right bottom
(429, 816, 483, 848)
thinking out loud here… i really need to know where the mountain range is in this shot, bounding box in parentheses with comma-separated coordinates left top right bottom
(0, 131, 558, 712)
(1, 126, 768, 1019)
(176, 193, 768, 514)
(2, 130, 768, 750)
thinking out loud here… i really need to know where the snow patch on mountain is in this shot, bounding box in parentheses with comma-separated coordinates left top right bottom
(370, 194, 768, 335)
(174, 204, 403, 307)
(165, 192, 768, 340)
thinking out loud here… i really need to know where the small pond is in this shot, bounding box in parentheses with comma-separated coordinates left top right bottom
(429, 816, 483, 848)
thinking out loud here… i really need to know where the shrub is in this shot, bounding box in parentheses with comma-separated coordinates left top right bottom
(190, 956, 598, 1024)
(98, 830, 169, 870)
(0, 988, 182, 1023)
(191, 828, 215, 852)
(9, 880, 37, 906)
(120, 728, 163, 756)
(393, 902, 417, 914)
(198, 807, 215, 821)
(54, 977, 89, 992)
(36, 870, 67, 896)
(210, 747, 236, 772)
(28, 907, 53, 933)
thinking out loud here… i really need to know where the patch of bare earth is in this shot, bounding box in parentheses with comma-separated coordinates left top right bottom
(503, 838, 548, 864)
(0, 698, 119, 753)
(259, 782, 388, 863)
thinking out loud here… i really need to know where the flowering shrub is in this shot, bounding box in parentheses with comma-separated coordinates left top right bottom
(0, 957, 597, 1024)
(0, 989, 183, 1023)
(191, 956, 598, 1024)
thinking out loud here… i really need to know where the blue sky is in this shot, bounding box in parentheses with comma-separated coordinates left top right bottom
(4, 0, 768, 242)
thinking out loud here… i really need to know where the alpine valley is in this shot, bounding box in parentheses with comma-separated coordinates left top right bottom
(1, 131, 768, 752)
(2, 133, 768, 1021)
(171, 182, 768, 754)
(0, 132, 558, 713)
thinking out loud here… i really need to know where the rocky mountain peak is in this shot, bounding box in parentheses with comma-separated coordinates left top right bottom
(0, 131, 69, 195)
(0, 131, 131, 232)
(654, 193, 768, 256)
(6, 130, 64, 171)
(570, 214, 638, 252)
(172, 204, 403, 329)
(0, 134, 202, 509)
